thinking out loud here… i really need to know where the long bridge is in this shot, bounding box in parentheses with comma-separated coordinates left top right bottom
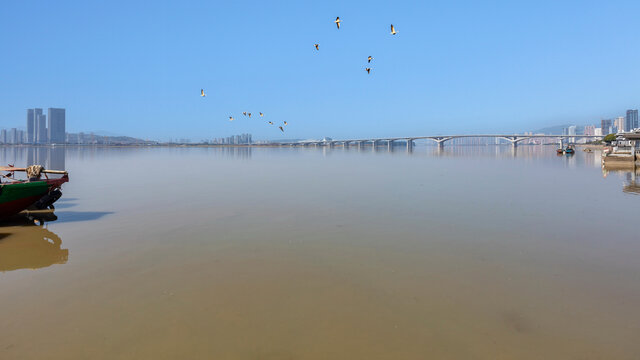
(270, 134, 603, 150)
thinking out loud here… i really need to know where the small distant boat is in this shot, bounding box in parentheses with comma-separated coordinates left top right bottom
(556, 148, 564, 154)
(0, 166, 69, 221)
(564, 146, 575, 154)
(583, 148, 593, 152)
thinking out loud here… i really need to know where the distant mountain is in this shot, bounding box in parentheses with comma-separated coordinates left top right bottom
(91, 130, 125, 137)
(532, 125, 572, 135)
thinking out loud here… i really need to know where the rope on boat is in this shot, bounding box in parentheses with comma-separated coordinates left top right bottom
(26, 165, 44, 180)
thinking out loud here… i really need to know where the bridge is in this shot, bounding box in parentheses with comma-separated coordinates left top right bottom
(270, 134, 603, 151)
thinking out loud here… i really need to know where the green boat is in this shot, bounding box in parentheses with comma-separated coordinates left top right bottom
(0, 166, 69, 220)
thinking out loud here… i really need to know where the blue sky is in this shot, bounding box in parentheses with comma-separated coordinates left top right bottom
(1, 0, 639, 140)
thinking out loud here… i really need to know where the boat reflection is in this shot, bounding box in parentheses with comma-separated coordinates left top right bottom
(0, 225, 67, 272)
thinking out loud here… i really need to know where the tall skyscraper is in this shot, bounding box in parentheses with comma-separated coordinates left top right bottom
(48, 108, 66, 144)
(36, 114, 47, 143)
(601, 119, 613, 134)
(9, 128, 18, 144)
(614, 116, 625, 133)
(0, 129, 7, 144)
(26, 109, 35, 143)
(626, 109, 639, 131)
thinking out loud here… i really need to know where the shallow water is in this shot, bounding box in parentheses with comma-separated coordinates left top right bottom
(1, 145, 639, 359)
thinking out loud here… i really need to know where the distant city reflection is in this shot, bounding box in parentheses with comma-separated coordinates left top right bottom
(0, 146, 66, 170)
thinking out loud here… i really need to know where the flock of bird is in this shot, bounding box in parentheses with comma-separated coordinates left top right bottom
(320, 18, 397, 76)
(200, 89, 287, 133)
(200, 17, 398, 135)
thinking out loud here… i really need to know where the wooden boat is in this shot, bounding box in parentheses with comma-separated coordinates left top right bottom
(556, 148, 564, 154)
(564, 146, 575, 154)
(0, 166, 69, 220)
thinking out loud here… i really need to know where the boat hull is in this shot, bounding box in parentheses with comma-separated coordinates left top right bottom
(0, 176, 68, 219)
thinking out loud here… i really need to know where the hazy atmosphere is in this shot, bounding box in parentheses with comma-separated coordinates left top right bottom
(2, 0, 640, 140)
(2, 1, 640, 359)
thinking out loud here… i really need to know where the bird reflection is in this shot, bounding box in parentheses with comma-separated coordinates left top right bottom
(0, 226, 67, 272)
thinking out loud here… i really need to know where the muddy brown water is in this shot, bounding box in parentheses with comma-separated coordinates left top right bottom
(1, 145, 639, 359)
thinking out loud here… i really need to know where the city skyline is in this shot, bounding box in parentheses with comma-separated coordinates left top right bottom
(2, 105, 639, 143)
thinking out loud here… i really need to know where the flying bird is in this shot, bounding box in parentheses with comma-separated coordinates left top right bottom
(314, 43, 319, 50)
(268, 121, 273, 125)
(335, 17, 341, 29)
(229, 116, 234, 121)
(390, 24, 397, 35)
(283, 121, 288, 126)
(279, 126, 284, 132)
(368, 56, 373, 63)
(248, 112, 252, 118)
(200, 89, 206, 97)
(243, 112, 247, 116)
(260, 112, 264, 117)
(365, 68, 371, 74)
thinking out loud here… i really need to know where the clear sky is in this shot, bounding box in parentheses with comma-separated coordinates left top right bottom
(1, 0, 639, 140)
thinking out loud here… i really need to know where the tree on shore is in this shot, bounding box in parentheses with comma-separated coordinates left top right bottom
(603, 134, 617, 142)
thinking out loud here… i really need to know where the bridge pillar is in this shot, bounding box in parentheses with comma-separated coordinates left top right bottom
(387, 140, 394, 152)
(437, 141, 445, 149)
(343, 141, 349, 148)
(358, 141, 364, 150)
(406, 139, 414, 152)
(329, 142, 335, 148)
(372, 140, 378, 151)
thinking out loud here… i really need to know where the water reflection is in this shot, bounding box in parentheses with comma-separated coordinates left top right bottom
(1, 146, 66, 170)
(602, 164, 640, 195)
(0, 226, 67, 272)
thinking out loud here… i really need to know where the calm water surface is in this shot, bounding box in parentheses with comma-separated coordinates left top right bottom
(1, 145, 639, 359)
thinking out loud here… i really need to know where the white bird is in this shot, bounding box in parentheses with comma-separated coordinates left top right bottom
(201, 89, 206, 97)
(390, 24, 397, 35)
(335, 17, 341, 29)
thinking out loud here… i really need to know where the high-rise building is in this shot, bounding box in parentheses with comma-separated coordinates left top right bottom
(626, 109, 639, 132)
(48, 108, 66, 144)
(9, 128, 18, 144)
(601, 119, 613, 134)
(26, 109, 35, 143)
(38, 116, 47, 143)
(36, 114, 47, 143)
(0, 129, 7, 144)
(584, 125, 596, 136)
(614, 116, 625, 133)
